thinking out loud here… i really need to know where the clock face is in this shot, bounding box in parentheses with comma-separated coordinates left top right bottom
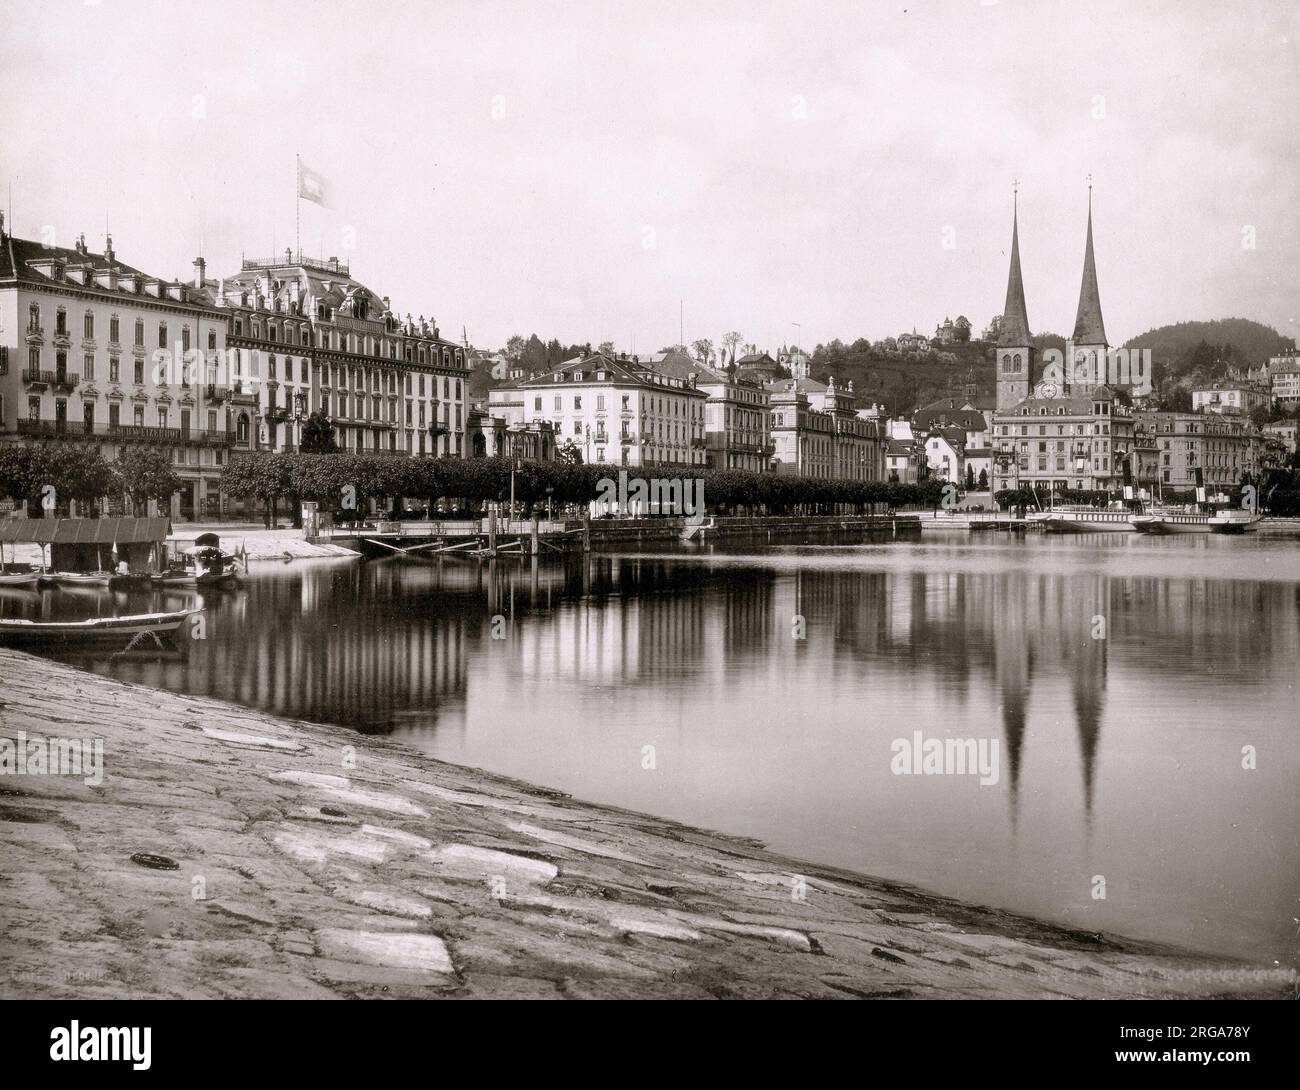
(1040, 382, 1058, 399)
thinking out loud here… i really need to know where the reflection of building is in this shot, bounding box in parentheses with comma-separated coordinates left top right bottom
(0, 224, 231, 519)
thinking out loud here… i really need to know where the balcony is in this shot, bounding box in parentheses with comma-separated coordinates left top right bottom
(22, 369, 80, 392)
(16, 419, 235, 446)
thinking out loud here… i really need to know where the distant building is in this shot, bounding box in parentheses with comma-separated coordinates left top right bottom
(648, 349, 773, 473)
(765, 375, 883, 481)
(489, 352, 706, 469)
(1136, 410, 1272, 488)
(932, 315, 971, 346)
(924, 428, 965, 484)
(885, 438, 923, 483)
(1191, 382, 1269, 416)
(992, 388, 1136, 493)
(1268, 356, 1300, 406)
(1262, 420, 1297, 454)
(734, 350, 783, 383)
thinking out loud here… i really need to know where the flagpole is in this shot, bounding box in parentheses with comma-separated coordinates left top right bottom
(295, 153, 300, 260)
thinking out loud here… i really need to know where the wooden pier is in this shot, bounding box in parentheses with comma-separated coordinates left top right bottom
(313, 512, 922, 559)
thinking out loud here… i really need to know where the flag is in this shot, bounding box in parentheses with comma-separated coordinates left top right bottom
(298, 162, 328, 206)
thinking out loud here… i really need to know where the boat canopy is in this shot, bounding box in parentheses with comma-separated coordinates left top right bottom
(0, 517, 172, 545)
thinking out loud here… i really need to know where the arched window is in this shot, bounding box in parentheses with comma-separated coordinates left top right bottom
(236, 412, 250, 444)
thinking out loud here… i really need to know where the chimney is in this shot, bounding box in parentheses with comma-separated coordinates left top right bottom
(75, 232, 87, 255)
(329, 256, 339, 271)
(104, 234, 114, 263)
(285, 247, 292, 264)
(193, 257, 206, 289)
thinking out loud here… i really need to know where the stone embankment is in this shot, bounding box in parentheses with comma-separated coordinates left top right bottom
(0, 650, 1291, 999)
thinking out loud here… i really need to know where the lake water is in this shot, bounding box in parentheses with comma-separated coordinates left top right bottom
(10, 531, 1300, 967)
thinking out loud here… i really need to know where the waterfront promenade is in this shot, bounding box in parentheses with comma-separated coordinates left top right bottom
(0, 649, 1290, 999)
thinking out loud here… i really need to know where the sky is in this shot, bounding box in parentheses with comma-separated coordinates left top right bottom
(2, 0, 1297, 353)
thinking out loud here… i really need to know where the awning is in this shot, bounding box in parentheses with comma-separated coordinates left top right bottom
(0, 517, 172, 545)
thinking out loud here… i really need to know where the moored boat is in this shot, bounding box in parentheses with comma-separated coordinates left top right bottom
(1208, 510, 1263, 534)
(0, 570, 42, 588)
(1027, 505, 1137, 533)
(153, 541, 240, 588)
(39, 571, 115, 588)
(1131, 507, 1214, 534)
(0, 606, 203, 644)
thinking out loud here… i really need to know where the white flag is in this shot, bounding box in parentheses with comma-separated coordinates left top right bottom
(298, 162, 328, 206)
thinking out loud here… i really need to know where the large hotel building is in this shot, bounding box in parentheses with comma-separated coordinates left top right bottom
(0, 217, 468, 518)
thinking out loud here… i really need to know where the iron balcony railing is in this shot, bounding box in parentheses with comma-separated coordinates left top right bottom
(16, 419, 235, 446)
(22, 369, 80, 389)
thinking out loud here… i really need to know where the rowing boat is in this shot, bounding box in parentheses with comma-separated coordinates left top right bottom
(39, 571, 115, 588)
(0, 571, 41, 588)
(0, 607, 203, 644)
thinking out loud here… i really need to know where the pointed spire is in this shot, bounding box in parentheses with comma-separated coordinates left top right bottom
(998, 187, 1032, 346)
(1072, 182, 1107, 344)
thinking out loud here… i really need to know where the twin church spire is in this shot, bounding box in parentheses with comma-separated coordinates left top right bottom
(995, 183, 1108, 410)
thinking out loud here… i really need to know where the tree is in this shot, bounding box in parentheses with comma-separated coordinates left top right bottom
(965, 464, 976, 491)
(597, 341, 616, 355)
(299, 411, 338, 454)
(978, 468, 988, 489)
(505, 335, 526, 360)
(114, 446, 181, 516)
(690, 339, 714, 366)
(721, 331, 744, 366)
(557, 439, 583, 465)
(0, 444, 115, 515)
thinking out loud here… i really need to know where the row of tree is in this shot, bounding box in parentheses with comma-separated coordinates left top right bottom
(220, 452, 948, 525)
(0, 445, 181, 516)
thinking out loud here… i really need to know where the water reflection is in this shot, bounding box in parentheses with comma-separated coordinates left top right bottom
(14, 535, 1300, 966)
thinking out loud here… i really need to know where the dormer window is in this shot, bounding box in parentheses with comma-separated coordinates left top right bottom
(574, 371, 584, 381)
(52, 264, 65, 282)
(596, 371, 606, 381)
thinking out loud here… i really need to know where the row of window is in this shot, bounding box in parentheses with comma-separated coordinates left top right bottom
(232, 314, 465, 368)
(24, 305, 466, 370)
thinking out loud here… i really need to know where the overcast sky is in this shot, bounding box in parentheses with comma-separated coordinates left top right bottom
(2, 0, 1296, 352)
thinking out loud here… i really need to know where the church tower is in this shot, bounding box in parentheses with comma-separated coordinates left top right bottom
(995, 191, 1034, 411)
(1070, 184, 1107, 392)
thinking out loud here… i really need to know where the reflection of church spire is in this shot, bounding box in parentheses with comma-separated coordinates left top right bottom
(1072, 632, 1107, 821)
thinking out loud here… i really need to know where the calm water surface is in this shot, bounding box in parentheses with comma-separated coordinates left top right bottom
(10, 532, 1300, 966)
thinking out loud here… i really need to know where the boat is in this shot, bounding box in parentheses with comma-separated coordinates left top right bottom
(0, 571, 41, 588)
(1130, 505, 1214, 534)
(152, 543, 240, 588)
(1208, 510, 1263, 534)
(0, 607, 204, 644)
(39, 571, 115, 588)
(1027, 504, 1138, 533)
